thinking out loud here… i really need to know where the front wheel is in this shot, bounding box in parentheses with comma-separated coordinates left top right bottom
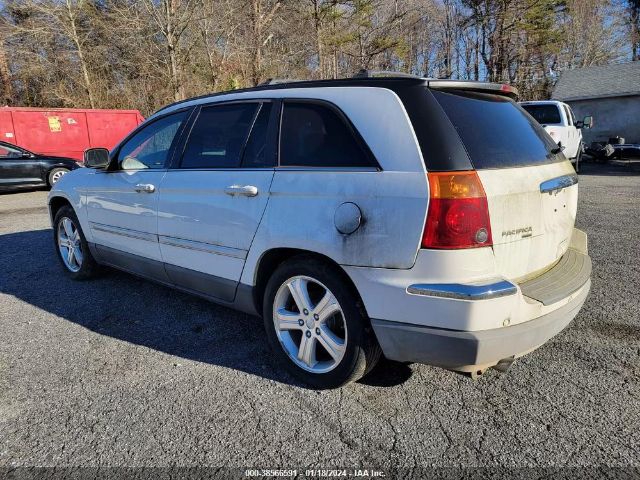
(263, 256, 381, 388)
(53, 206, 100, 280)
(48, 168, 69, 187)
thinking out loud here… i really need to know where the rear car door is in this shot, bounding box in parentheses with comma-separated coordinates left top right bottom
(85, 109, 189, 276)
(0, 144, 42, 187)
(156, 101, 277, 302)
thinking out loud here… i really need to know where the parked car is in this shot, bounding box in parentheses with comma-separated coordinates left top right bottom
(612, 143, 640, 160)
(48, 75, 592, 388)
(519, 100, 592, 171)
(0, 141, 80, 191)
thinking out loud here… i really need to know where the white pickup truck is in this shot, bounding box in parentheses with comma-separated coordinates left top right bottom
(520, 100, 592, 171)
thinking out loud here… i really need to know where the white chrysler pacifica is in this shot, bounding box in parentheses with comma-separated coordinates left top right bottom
(48, 74, 592, 388)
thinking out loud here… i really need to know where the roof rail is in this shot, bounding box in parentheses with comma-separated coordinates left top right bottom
(258, 78, 303, 86)
(353, 69, 424, 79)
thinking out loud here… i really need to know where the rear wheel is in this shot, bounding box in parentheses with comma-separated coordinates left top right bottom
(263, 256, 381, 388)
(53, 206, 100, 280)
(48, 168, 69, 187)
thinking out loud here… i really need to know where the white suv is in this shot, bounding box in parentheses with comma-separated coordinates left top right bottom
(519, 100, 592, 171)
(49, 75, 592, 388)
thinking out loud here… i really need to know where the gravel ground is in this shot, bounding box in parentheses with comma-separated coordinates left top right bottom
(0, 162, 639, 471)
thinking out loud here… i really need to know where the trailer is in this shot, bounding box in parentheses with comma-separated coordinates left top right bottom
(0, 107, 144, 161)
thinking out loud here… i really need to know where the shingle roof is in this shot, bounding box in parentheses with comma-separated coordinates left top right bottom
(551, 61, 640, 101)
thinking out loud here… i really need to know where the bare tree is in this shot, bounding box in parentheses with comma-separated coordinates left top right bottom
(246, 0, 281, 86)
(0, 0, 632, 113)
(141, 0, 199, 101)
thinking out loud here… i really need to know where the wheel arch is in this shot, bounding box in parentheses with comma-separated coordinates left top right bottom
(251, 248, 369, 321)
(48, 195, 72, 223)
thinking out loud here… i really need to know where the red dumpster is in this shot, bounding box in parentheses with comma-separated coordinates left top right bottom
(0, 107, 145, 161)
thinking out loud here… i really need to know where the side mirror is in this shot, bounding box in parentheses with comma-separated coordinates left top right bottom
(84, 148, 110, 169)
(582, 115, 593, 129)
(21, 152, 33, 159)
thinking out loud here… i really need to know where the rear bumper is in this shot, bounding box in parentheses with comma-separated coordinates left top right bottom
(371, 278, 590, 370)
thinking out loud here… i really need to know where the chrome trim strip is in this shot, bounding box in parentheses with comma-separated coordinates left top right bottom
(407, 280, 517, 301)
(540, 173, 578, 194)
(274, 166, 380, 172)
(90, 222, 158, 243)
(158, 235, 247, 260)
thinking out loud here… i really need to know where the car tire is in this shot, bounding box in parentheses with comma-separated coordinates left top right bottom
(53, 205, 100, 280)
(263, 255, 381, 389)
(48, 168, 70, 187)
(574, 149, 581, 173)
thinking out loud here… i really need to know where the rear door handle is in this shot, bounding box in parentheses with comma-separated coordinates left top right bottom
(134, 183, 155, 193)
(224, 185, 258, 197)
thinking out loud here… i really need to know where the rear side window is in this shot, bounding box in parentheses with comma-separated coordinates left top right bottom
(181, 103, 258, 169)
(432, 90, 560, 169)
(279, 102, 373, 168)
(520, 104, 562, 125)
(242, 103, 273, 168)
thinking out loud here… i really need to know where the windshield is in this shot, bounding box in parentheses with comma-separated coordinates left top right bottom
(432, 90, 562, 169)
(520, 104, 562, 125)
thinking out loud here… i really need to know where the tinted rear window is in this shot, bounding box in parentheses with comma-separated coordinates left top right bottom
(279, 102, 373, 168)
(520, 104, 562, 124)
(181, 103, 258, 169)
(432, 90, 560, 169)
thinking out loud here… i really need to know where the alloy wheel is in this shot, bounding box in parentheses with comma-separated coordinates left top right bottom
(273, 275, 347, 374)
(51, 170, 67, 184)
(57, 217, 83, 272)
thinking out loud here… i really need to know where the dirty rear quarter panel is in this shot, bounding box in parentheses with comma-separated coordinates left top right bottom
(240, 169, 429, 285)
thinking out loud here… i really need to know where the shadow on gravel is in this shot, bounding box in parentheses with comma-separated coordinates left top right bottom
(0, 228, 412, 389)
(359, 359, 413, 387)
(588, 321, 640, 342)
(0, 187, 48, 195)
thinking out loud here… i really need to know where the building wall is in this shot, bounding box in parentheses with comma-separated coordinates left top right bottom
(566, 95, 640, 145)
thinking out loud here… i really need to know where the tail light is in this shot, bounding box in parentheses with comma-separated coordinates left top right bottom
(422, 171, 493, 249)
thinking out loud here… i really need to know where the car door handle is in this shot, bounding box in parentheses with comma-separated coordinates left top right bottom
(224, 185, 258, 197)
(134, 183, 155, 193)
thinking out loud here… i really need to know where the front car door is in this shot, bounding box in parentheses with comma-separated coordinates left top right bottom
(157, 100, 278, 302)
(0, 143, 42, 188)
(567, 105, 583, 150)
(85, 109, 190, 279)
(562, 104, 579, 159)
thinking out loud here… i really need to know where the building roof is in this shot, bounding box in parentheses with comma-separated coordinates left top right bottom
(552, 61, 640, 101)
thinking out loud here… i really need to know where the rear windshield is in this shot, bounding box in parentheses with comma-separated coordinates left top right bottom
(520, 104, 562, 125)
(432, 90, 561, 169)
